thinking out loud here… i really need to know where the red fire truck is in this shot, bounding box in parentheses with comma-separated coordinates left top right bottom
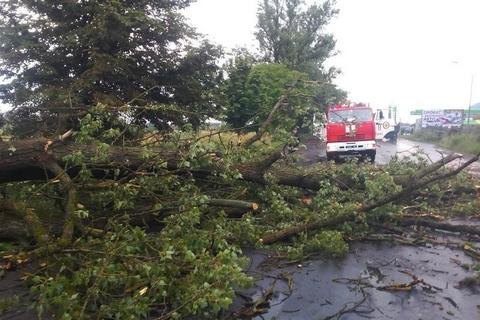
(325, 104, 376, 162)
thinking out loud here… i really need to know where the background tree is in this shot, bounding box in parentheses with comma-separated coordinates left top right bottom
(256, 0, 337, 74)
(255, 0, 346, 112)
(0, 0, 223, 136)
(223, 61, 314, 135)
(221, 50, 256, 129)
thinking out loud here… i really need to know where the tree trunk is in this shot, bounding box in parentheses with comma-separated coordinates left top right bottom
(0, 138, 180, 183)
(0, 138, 323, 190)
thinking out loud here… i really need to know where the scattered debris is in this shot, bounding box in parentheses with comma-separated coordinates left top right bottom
(443, 296, 459, 309)
(377, 270, 441, 292)
(463, 244, 480, 260)
(323, 278, 374, 320)
(232, 282, 275, 318)
(456, 275, 480, 291)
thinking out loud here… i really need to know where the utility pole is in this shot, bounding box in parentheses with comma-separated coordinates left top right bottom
(451, 61, 474, 126)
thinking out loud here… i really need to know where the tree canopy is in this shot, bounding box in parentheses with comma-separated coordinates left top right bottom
(234, 0, 346, 126)
(223, 60, 325, 140)
(0, 0, 223, 135)
(256, 0, 338, 77)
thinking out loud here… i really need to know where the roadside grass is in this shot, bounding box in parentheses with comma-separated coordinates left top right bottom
(407, 129, 440, 144)
(440, 133, 480, 155)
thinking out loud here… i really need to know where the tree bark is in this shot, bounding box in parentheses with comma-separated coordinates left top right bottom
(0, 199, 49, 244)
(0, 138, 306, 190)
(0, 138, 180, 183)
(44, 161, 78, 246)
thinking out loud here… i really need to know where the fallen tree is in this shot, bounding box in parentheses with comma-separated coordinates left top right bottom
(0, 125, 478, 315)
(2, 132, 478, 244)
(261, 152, 480, 244)
(0, 134, 424, 191)
(0, 136, 346, 190)
(1, 112, 479, 319)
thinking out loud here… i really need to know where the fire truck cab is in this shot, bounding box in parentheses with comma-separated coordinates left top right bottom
(325, 104, 376, 162)
(374, 106, 399, 143)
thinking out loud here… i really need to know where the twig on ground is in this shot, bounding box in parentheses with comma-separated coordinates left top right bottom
(321, 286, 373, 320)
(377, 270, 442, 292)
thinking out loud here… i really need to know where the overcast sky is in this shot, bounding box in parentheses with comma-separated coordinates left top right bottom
(185, 0, 480, 122)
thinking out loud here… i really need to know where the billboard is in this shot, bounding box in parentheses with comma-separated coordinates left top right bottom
(421, 109, 464, 128)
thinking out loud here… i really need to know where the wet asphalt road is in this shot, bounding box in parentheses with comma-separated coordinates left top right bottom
(235, 235, 480, 320)
(300, 137, 480, 176)
(233, 228, 480, 320)
(230, 137, 480, 320)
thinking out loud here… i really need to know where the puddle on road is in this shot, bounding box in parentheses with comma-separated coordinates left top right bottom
(232, 238, 480, 320)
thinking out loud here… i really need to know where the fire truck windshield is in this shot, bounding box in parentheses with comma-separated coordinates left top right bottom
(328, 109, 372, 123)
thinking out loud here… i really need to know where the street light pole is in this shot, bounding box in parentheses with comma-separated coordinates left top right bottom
(467, 74, 474, 126)
(451, 61, 475, 126)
